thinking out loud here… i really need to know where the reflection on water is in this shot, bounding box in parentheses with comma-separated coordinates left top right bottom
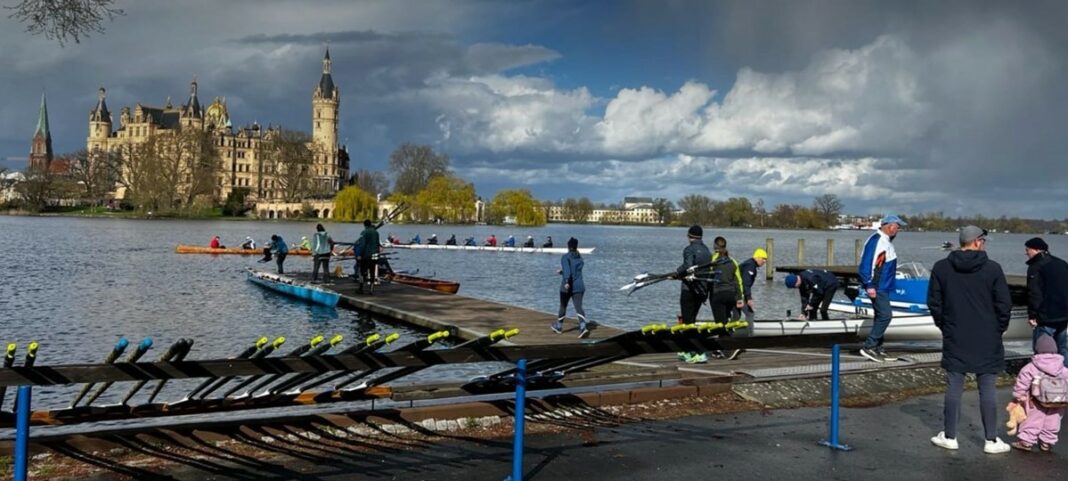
(1, 215, 1062, 408)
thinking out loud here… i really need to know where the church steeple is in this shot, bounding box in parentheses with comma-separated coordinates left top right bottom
(30, 92, 54, 170)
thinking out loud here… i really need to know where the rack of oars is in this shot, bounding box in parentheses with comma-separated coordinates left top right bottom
(0, 325, 855, 427)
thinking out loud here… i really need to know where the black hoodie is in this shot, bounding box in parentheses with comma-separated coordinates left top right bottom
(927, 250, 1012, 374)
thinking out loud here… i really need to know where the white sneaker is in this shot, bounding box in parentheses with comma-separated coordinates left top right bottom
(931, 432, 959, 450)
(984, 437, 1011, 454)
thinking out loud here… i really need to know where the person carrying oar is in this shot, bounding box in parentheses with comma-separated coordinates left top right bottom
(675, 225, 712, 364)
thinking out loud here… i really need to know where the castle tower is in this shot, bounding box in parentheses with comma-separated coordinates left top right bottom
(30, 93, 53, 170)
(87, 87, 112, 154)
(180, 79, 204, 130)
(312, 48, 339, 151)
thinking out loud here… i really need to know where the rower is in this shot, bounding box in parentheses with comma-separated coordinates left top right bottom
(240, 237, 256, 250)
(523, 235, 535, 248)
(427, 234, 439, 245)
(542, 236, 553, 248)
(209, 235, 224, 249)
(446, 234, 457, 246)
(464, 236, 477, 246)
(485, 234, 497, 247)
(410, 234, 421, 245)
(503, 235, 516, 247)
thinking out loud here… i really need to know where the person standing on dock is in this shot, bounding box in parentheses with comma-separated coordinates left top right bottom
(927, 225, 1012, 454)
(357, 219, 381, 293)
(261, 235, 288, 274)
(734, 248, 768, 335)
(784, 269, 839, 321)
(858, 214, 907, 362)
(1024, 236, 1068, 367)
(311, 224, 335, 283)
(551, 237, 589, 338)
(708, 236, 745, 360)
(675, 225, 712, 363)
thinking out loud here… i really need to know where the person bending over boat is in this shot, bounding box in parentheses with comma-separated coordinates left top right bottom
(543, 236, 553, 248)
(523, 236, 535, 248)
(311, 224, 335, 283)
(675, 225, 712, 364)
(260, 235, 288, 274)
(463, 236, 477, 246)
(427, 234, 439, 245)
(485, 234, 497, 247)
(551, 237, 590, 338)
(709, 236, 745, 360)
(784, 269, 840, 321)
(357, 219, 381, 293)
(446, 234, 457, 246)
(209, 235, 224, 249)
(504, 235, 516, 247)
(240, 236, 256, 250)
(733, 248, 768, 336)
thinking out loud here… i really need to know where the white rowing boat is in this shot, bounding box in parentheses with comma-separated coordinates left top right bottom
(384, 243, 595, 255)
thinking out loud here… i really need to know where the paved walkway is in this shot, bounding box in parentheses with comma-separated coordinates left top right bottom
(69, 387, 1063, 480)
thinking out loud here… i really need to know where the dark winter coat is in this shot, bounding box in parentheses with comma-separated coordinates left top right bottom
(1026, 252, 1068, 327)
(927, 250, 1012, 374)
(739, 258, 759, 301)
(799, 269, 839, 310)
(677, 240, 712, 294)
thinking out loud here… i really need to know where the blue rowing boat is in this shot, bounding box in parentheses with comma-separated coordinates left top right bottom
(246, 269, 341, 307)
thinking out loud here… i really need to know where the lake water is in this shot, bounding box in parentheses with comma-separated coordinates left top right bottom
(1, 215, 1060, 407)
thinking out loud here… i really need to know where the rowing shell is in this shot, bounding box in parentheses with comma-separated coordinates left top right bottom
(386, 243, 594, 255)
(177, 245, 313, 256)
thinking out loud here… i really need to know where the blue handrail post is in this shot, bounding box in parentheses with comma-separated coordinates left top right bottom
(819, 344, 852, 451)
(504, 358, 527, 481)
(14, 385, 32, 481)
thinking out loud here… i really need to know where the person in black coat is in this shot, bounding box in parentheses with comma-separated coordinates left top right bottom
(927, 225, 1012, 453)
(1025, 237, 1068, 367)
(784, 269, 839, 320)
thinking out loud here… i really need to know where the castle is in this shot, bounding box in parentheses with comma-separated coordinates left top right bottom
(86, 49, 348, 202)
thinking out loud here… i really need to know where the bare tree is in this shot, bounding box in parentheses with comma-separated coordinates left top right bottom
(352, 168, 390, 197)
(813, 194, 844, 225)
(389, 143, 450, 195)
(15, 164, 70, 211)
(175, 129, 220, 206)
(266, 130, 314, 202)
(652, 198, 674, 225)
(69, 148, 120, 206)
(6, 0, 124, 45)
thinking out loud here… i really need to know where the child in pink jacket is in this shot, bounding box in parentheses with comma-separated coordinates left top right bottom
(1012, 334, 1068, 452)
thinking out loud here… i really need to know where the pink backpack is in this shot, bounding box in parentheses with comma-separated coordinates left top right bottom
(1031, 375, 1068, 409)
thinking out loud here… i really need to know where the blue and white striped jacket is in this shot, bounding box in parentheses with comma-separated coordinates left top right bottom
(858, 230, 898, 293)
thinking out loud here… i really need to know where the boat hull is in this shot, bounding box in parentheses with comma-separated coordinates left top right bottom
(387, 243, 594, 255)
(246, 270, 340, 307)
(177, 245, 312, 256)
(386, 273, 460, 294)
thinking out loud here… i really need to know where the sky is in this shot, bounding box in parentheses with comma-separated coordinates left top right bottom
(1, 0, 1066, 218)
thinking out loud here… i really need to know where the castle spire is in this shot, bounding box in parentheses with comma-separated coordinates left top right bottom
(90, 87, 110, 121)
(317, 48, 336, 99)
(185, 78, 202, 118)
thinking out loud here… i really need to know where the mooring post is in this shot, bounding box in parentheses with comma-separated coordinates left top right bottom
(797, 239, 805, 266)
(505, 358, 527, 481)
(14, 386, 31, 481)
(819, 344, 852, 451)
(826, 239, 835, 266)
(765, 238, 775, 280)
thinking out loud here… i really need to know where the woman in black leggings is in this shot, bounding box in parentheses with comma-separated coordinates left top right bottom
(709, 236, 745, 359)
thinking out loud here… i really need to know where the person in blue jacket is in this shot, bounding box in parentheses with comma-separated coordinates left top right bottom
(259, 235, 289, 274)
(858, 214, 907, 362)
(551, 237, 590, 338)
(785, 269, 840, 320)
(503, 235, 516, 247)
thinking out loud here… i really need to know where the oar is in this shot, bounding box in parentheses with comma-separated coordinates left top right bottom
(176, 336, 267, 403)
(70, 337, 129, 408)
(333, 330, 450, 391)
(144, 338, 194, 404)
(619, 261, 717, 295)
(197, 337, 285, 400)
(235, 334, 343, 400)
(12, 341, 38, 414)
(222, 335, 324, 399)
(85, 338, 152, 406)
(345, 328, 518, 393)
(120, 338, 189, 406)
(267, 333, 397, 397)
(0, 343, 16, 411)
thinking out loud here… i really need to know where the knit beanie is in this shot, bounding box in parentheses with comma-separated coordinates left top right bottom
(1036, 334, 1058, 354)
(687, 225, 703, 238)
(1025, 237, 1049, 251)
(567, 237, 579, 250)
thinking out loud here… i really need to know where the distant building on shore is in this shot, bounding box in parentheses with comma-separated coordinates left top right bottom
(29, 93, 53, 171)
(547, 196, 664, 224)
(86, 49, 348, 202)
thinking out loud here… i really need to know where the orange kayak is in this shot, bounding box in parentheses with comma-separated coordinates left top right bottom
(175, 245, 313, 256)
(386, 273, 460, 294)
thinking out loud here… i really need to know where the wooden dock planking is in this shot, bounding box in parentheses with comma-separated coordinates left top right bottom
(283, 272, 625, 344)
